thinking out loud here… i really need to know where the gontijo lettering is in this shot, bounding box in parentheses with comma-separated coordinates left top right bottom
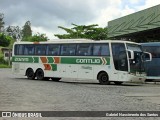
(76, 59, 101, 64)
(15, 58, 29, 62)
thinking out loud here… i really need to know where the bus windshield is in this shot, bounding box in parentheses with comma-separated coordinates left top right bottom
(127, 44, 141, 52)
(126, 44, 145, 73)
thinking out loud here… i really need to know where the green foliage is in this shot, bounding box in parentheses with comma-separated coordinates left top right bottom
(0, 64, 11, 68)
(0, 54, 7, 64)
(8, 38, 15, 49)
(22, 21, 32, 41)
(26, 33, 48, 42)
(21, 21, 48, 42)
(0, 33, 12, 47)
(54, 24, 108, 40)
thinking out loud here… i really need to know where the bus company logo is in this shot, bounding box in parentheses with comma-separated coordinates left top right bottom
(76, 58, 101, 64)
(2, 112, 11, 117)
(14, 57, 29, 62)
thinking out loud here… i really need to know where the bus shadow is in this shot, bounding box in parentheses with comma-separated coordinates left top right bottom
(53, 81, 143, 86)
(12, 78, 143, 86)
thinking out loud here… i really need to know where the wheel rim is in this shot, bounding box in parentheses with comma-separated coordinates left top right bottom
(101, 75, 107, 82)
(37, 70, 44, 79)
(28, 71, 33, 77)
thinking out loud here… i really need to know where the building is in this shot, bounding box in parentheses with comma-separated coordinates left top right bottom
(108, 4, 160, 42)
(1, 47, 12, 61)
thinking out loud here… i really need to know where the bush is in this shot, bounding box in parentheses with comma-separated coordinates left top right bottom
(0, 33, 11, 47)
(0, 54, 7, 64)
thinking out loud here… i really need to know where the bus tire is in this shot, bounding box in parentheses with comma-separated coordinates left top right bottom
(98, 72, 109, 85)
(26, 68, 35, 80)
(51, 77, 61, 82)
(114, 81, 123, 85)
(36, 69, 44, 80)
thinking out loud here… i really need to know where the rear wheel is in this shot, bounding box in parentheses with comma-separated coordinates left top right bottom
(36, 69, 44, 80)
(98, 72, 109, 85)
(114, 81, 123, 85)
(26, 68, 35, 80)
(51, 77, 61, 82)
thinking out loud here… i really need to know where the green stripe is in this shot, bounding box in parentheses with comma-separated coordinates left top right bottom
(51, 64, 57, 71)
(48, 57, 54, 63)
(12, 56, 39, 63)
(61, 57, 110, 65)
(12, 56, 110, 65)
(33, 57, 39, 63)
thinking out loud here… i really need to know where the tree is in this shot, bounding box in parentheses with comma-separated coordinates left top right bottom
(22, 21, 32, 40)
(54, 23, 108, 40)
(0, 33, 12, 47)
(5, 26, 22, 40)
(26, 33, 48, 42)
(0, 13, 5, 33)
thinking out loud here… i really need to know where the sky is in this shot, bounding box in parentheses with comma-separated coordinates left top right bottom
(0, 0, 160, 40)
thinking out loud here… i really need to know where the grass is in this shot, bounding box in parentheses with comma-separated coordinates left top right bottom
(0, 64, 11, 68)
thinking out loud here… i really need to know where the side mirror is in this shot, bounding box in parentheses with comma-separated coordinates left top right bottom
(143, 52, 152, 62)
(127, 50, 134, 59)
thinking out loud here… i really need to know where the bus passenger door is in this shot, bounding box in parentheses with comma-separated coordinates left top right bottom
(111, 43, 128, 81)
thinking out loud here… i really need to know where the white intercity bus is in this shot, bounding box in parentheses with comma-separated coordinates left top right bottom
(12, 39, 151, 85)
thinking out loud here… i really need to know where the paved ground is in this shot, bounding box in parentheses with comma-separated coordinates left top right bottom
(0, 68, 160, 120)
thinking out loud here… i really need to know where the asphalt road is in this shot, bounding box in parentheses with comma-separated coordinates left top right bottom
(0, 68, 160, 120)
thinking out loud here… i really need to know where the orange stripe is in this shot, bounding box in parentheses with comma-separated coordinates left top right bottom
(44, 64, 51, 70)
(40, 57, 47, 63)
(34, 42, 40, 44)
(54, 57, 60, 64)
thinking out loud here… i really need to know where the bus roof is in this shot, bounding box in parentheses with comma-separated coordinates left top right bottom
(141, 42, 160, 46)
(14, 39, 139, 45)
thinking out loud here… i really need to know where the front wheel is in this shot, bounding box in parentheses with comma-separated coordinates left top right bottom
(36, 69, 44, 80)
(98, 72, 109, 85)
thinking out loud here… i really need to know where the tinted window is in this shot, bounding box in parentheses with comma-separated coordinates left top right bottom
(142, 46, 160, 58)
(14, 44, 25, 55)
(112, 43, 128, 71)
(77, 44, 92, 56)
(47, 44, 60, 56)
(61, 44, 76, 56)
(93, 44, 110, 56)
(24, 45, 35, 55)
(35, 45, 46, 55)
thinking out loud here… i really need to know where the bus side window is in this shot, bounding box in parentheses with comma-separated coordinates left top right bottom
(93, 45, 101, 55)
(77, 44, 92, 56)
(93, 44, 110, 56)
(47, 44, 60, 56)
(60, 44, 76, 56)
(35, 45, 46, 55)
(14, 45, 18, 55)
(24, 45, 34, 55)
(15, 45, 25, 55)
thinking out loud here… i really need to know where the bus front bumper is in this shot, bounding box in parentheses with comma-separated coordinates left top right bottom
(128, 72, 146, 83)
